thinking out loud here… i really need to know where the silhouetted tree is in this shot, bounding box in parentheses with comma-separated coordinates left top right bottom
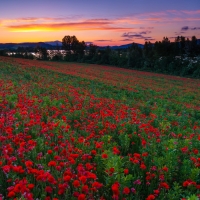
(62, 35, 86, 61)
(35, 46, 48, 60)
(88, 44, 98, 58)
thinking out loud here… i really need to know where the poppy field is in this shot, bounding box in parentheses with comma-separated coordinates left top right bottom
(0, 56, 200, 200)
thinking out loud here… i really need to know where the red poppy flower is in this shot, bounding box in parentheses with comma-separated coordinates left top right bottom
(79, 176, 87, 184)
(112, 182, 120, 195)
(123, 187, 130, 195)
(63, 175, 71, 182)
(162, 166, 168, 172)
(78, 194, 86, 200)
(160, 182, 170, 189)
(146, 194, 155, 200)
(82, 185, 89, 193)
(47, 150, 53, 154)
(73, 180, 80, 188)
(140, 163, 146, 170)
(7, 191, 16, 198)
(25, 160, 33, 168)
(102, 153, 108, 159)
(27, 184, 34, 190)
(48, 161, 56, 167)
(45, 186, 53, 193)
(124, 169, 129, 175)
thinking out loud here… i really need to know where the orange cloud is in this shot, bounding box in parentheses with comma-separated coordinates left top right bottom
(6, 20, 134, 32)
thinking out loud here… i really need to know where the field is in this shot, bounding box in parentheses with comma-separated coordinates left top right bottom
(0, 56, 200, 200)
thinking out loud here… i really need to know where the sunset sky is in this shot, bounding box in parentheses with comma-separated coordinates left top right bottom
(0, 0, 200, 46)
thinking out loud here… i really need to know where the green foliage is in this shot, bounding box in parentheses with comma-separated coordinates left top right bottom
(166, 182, 183, 200)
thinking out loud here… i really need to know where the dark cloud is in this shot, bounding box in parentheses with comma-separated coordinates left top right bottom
(122, 32, 154, 41)
(181, 26, 189, 31)
(174, 31, 185, 35)
(120, 38, 133, 41)
(139, 31, 151, 34)
(143, 36, 154, 40)
(169, 36, 191, 39)
(181, 26, 200, 31)
(95, 40, 112, 42)
(122, 33, 142, 38)
(140, 27, 154, 29)
(191, 27, 200, 30)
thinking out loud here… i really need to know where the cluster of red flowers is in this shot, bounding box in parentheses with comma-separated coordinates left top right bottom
(0, 56, 200, 199)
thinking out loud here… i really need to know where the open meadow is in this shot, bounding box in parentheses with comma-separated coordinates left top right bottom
(0, 56, 200, 200)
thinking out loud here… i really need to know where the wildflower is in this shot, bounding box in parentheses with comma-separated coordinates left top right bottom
(123, 187, 130, 195)
(162, 166, 168, 172)
(7, 191, 16, 198)
(91, 150, 97, 155)
(2, 165, 11, 173)
(160, 182, 169, 189)
(45, 186, 53, 193)
(27, 184, 34, 190)
(25, 160, 33, 168)
(183, 180, 190, 187)
(78, 194, 86, 200)
(63, 175, 71, 182)
(92, 181, 103, 189)
(131, 187, 136, 193)
(142, 152, 148, 157)
(73, 180, 80, 188)
(140, 163, 146, 170)
(82, 185, 89, 193)
(47, 150, 53, 154)
(142, 139, 147, 146)
(193, 149, 198, 154)
(133, 179, 141, 185)
(183, 180, 196, 187)
(48, 161, 56, 167)
(79, 176, 87, 184)
(154, 189, 160, 196)
(102, 153, 108, 159)
(181, 146, 188, 153)
(196, 184, 200, 189)
(124, 168, 129, 175)
(113, 146, 120, 154)
(146, 194, 155, 200)
(112, 182, 120, 196)
(109, 167, 115, 173)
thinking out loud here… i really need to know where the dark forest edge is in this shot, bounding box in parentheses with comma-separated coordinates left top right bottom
(0, 35, 200, 78)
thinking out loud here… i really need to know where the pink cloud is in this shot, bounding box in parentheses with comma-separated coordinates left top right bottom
(181, 10, 200, 15)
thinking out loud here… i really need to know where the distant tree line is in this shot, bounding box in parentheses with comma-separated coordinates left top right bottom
(1, 35, 200, 78)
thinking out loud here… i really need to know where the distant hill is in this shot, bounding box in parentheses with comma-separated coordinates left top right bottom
(0, 41, 143, 50)
(0, 42, 53, 50)
(44, 41, 62, 46)
(99, 43, 144, 50)
(0, 39, 199, 50)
